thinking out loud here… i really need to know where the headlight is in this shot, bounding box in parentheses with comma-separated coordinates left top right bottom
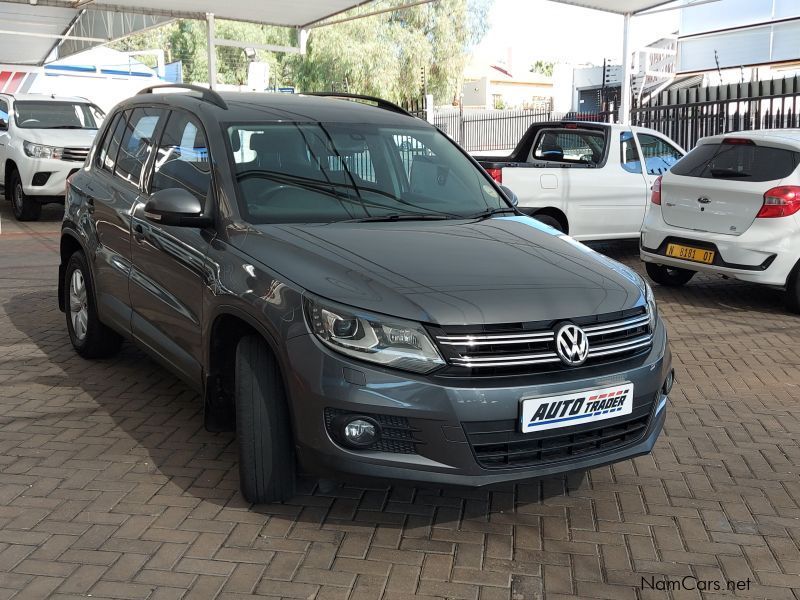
(645, 280, 658, 331)
(23, 141, 62, 160)
(305, 298, 445, 374)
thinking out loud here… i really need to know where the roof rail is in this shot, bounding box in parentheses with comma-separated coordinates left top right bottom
(305, 92, 416, 118)
(137, 83, 228, 110)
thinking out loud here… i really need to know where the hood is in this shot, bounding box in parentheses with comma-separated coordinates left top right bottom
(233, 216, 646, 326)
(18, 128, 98, 148)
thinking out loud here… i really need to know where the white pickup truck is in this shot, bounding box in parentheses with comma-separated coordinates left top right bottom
(477, 121, 685, 240)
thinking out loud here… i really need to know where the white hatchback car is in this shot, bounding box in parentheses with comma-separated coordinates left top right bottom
(640, 130, 800, 310)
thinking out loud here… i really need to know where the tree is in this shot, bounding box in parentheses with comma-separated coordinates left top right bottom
(112, 0, 493, 103)
(530, 60, 554, 77)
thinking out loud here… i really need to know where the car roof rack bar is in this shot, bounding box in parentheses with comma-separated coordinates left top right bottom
(138, 83, 228, 110)
(305, 92, 415, 118)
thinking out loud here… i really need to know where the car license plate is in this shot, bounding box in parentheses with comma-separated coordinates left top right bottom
(520, 383, 634, 433)
(665, 243, 715, 264)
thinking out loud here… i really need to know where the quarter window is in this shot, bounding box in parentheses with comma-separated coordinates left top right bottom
(635, 133, 683, 175)
(116, 108, 162, 185)
(151, 112, 211, 202)
(97, 112, 124, 173)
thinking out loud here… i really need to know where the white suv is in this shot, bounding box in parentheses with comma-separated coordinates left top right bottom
(640, 130, 800, 310)
(0, 94, 104, 221)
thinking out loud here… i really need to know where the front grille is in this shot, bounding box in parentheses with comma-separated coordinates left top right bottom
(324, 408, 420, 454)
(432, 307, 652, 376)
(464, 403, 652, 469)
(62, 147, 90, 162)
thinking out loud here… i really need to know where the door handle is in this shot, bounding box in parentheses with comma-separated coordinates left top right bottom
(133, 222, 146, 242)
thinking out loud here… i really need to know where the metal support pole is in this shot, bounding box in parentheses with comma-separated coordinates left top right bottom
(619, 12, 632, 125)
(206, 12, 217, 90)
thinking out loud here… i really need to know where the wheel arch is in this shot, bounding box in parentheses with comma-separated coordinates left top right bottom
(204, 306, 293, 432)
(528, 206, 569, 234)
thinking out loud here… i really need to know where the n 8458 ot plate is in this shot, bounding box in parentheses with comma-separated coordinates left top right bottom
(665, 243, 715, 264)
(520, 383, 634, 433)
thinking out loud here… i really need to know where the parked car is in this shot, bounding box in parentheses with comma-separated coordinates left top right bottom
(0, 93, 104, 221)
(477, 121, 685, 240)
(59, 85, 673, 503)
(641, 130, 800, 310)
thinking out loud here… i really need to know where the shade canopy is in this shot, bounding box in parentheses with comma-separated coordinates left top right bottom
(546, 0, 679, 14)
(0, 0, 375, 65)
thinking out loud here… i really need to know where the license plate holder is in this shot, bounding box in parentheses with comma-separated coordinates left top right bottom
(520, 383, 634, 433)
(665, 243, 715, 264)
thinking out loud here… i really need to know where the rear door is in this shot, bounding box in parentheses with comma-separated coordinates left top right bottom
(662, 139, 800, 235)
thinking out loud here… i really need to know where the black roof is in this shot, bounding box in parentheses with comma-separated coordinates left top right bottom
(124, 90, 424, 126)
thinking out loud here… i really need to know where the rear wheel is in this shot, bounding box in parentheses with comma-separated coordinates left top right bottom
(10, 170, 41, 221)
(533, 213, 565, 233)
(236, 335, 295, 504)
(786, 264, 800, 313)
(64, 251, 123, 358)
(645, 262, 695, 287)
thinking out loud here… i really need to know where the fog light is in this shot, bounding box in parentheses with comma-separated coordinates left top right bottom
(662, 369, 675, 395)
(339, 416, 380, 449)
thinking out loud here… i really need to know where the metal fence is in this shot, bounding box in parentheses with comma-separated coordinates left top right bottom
(430, 108, 612, 152)
(631, 76, 800, 150)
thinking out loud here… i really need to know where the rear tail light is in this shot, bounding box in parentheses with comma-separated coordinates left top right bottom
(650, 175, 662, 205)
(757, 186, 800, 218)
(485, 167, 502, 184)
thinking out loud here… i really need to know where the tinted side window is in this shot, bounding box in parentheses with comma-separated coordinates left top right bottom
(151, 112, 211, 202)
(532, 129, 605, 164)
(620, 131, 642, 174)
(116, 108, 162, 185)
(672, 142, 800, 182)
(97, 112, 122, 171)
(101, 112, 128, 174)
(636, 133, 683, 175)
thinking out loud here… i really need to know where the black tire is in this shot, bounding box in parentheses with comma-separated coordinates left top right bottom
(236, 335, 295, 503)
(63, 251, 123, 358)
(645, 262, 695, 287)
(10, 170, 41, 221)
(786, 263, 800, 314)
(533, 213, 565, 233)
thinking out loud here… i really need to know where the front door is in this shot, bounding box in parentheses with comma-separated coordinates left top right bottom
(129, 109, 214, 383)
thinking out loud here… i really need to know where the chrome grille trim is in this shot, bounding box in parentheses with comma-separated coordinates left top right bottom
(435, 308, 652, 370)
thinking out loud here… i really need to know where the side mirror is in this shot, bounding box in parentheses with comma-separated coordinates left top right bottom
(144, 188, 211, 227)
(0, 118, 7, 131)
(499, 185, 518, 207)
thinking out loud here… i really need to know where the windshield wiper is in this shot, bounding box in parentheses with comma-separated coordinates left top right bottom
(710, 168, 749, 178)
(469, 207, 518, 220)
(348, 213, 456, 223)
(51, 125, 84, 129)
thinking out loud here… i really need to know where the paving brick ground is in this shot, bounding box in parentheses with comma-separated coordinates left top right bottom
(1, 200, 800, 600)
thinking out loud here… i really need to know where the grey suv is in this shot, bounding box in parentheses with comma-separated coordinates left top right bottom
(59, 85, 673, 503)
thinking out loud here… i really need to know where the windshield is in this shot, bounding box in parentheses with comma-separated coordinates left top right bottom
(227, 122, 508, 224)
(14, 101, 104, 130)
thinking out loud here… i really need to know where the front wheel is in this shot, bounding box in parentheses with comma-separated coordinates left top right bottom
(64, 251, 123, 358)
(236, 335, 295, 503)
(10, 170, 41, 221)
(645, 262, 695, 287)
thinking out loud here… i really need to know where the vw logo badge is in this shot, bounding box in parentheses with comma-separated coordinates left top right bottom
(555, 323, 589, 366)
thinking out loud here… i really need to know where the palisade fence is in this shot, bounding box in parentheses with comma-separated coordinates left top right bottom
(631, 76, 800, 150)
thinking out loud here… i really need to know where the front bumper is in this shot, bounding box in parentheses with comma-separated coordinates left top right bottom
(641, 204, 799, 287)
(19, 157, 82, 197)
(284, 319, 671, 487)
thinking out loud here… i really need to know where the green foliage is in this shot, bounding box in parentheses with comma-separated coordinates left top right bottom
(111, 0, 493, 103)
(530, 60, 554, 77)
